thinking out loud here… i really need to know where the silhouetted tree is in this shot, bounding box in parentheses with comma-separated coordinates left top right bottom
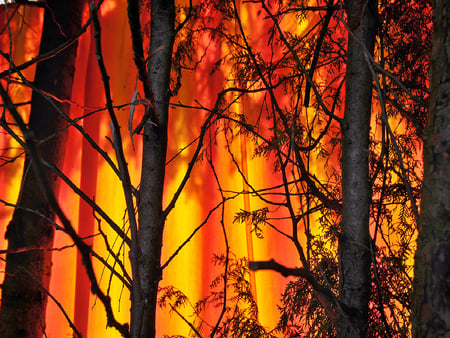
(0, 1, 85, 337)
(413, 0, 450, 335)
(338, 0, 377, 335)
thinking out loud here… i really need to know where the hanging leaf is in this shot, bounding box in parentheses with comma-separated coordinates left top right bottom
(129, 79, 139, 151)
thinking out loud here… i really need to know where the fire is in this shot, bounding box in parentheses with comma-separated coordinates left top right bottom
(0, 0, 423, 336)
(0, 1, 317, 336)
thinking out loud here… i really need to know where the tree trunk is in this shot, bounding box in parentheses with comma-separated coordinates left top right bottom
(338, 0, 377, 336)
(138, 1, 175, 337)
(412, 0, 450, 336)
(0, 1, 84, 337)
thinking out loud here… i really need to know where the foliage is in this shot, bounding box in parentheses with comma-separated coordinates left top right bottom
(159, 254, 276, 338)
(213, 0, 430, 336)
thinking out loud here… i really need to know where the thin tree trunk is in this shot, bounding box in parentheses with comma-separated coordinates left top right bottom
(412, 0, 450, 336)
(138, 1, 175, 337)
(0, 1, 84, 337)
(338, 0, 377, 336)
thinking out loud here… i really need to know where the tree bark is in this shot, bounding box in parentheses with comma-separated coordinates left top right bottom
(338, 0, 377, 336)
(138, 1, 175, 337)
(412, 0, 450, 336)
(0, 1, 84, 337)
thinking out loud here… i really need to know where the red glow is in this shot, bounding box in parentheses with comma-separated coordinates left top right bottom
(0, 0, 423, 336)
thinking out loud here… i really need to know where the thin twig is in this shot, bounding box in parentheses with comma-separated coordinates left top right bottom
(25, 268, 82, 338)
(169, 303, 203, 338)
(90, 4, 141, 334)
(43, 161, 130, 246)
(127, 0, 159, 132)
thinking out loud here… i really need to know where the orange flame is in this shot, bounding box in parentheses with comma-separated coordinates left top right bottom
(0, 0, 421, 337)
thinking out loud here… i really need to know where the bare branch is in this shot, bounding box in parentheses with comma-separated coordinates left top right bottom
(90, 4, 141, 333)
(127, 0, 159, 132)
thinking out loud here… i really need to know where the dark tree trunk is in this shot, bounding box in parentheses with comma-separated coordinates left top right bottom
(338, 0, 377, 336)
(137, 1, 175, 337)
(0, 1, 84, 337)
(412, 0, 450, 336)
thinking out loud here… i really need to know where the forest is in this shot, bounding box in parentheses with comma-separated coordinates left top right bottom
(0, 0, 448, 337)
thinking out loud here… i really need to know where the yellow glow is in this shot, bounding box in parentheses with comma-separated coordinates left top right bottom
(0, 0, 422, 336)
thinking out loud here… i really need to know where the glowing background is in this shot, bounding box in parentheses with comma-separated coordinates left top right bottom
(1, 1, 322, 337)
(0, 0, 422, 337)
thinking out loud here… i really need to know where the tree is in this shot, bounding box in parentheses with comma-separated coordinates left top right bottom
(0, 1, 85, 337)
(134, 0, 175, 336)
(214, 0, 429, 336)
(339, 0, 377, 335)
(1, 1, 209, 336)
(413, 0, 450, 335)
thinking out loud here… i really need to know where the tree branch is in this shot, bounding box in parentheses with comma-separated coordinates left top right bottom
(90, 4, 141, 334)
(304, 0, 335, 107)
(126, 0, 159, 133)
(249, 259, 340, 323)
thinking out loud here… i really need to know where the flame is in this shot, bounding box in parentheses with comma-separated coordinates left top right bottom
(0, 1, 314, 336)
(0, 0, 421, 336)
